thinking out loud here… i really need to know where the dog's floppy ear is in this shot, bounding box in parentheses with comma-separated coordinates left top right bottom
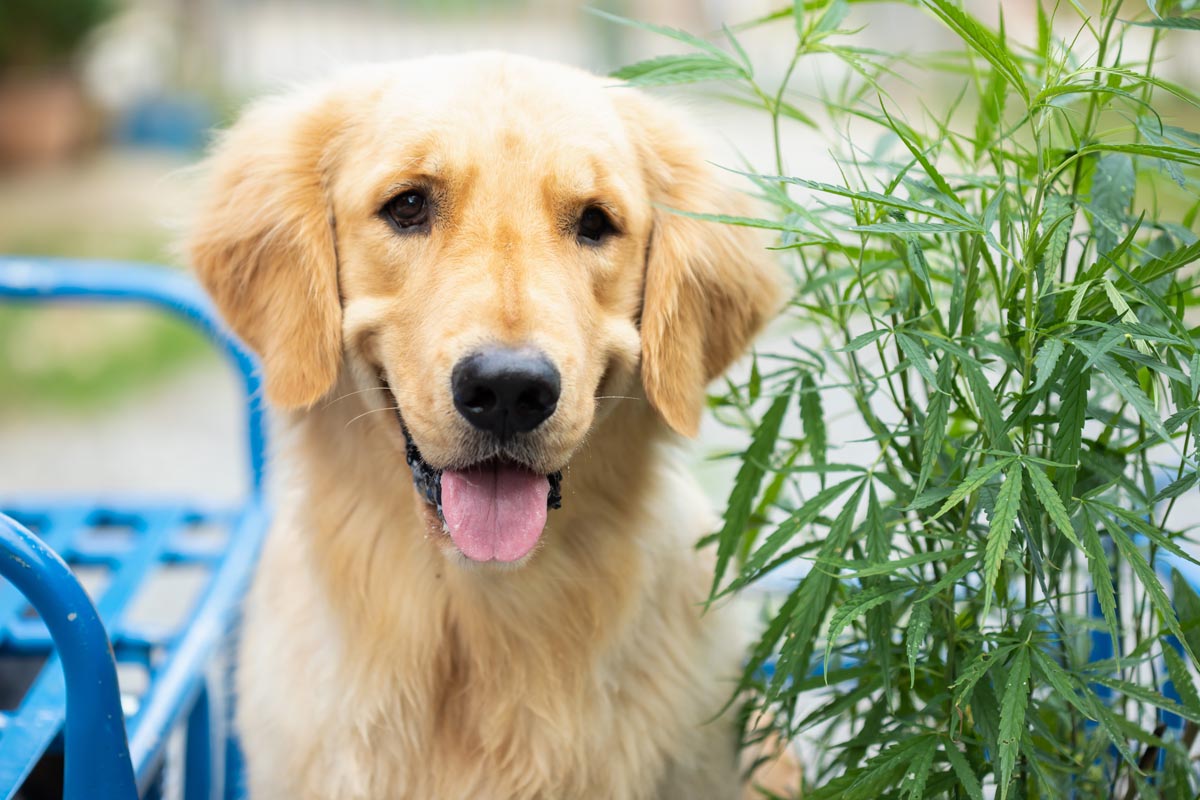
(619, 92, 783, 436)
(188, 89, 343, 409)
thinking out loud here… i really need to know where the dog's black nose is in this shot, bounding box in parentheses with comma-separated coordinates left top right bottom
(451, 347, 560, 438)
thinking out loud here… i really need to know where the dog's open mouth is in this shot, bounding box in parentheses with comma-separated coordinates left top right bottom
(402, 426, 562, 563)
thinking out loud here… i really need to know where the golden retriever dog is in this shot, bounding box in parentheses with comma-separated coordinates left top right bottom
(188, 52, 782, 800)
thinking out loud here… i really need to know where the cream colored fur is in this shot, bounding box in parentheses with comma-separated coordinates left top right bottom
(188, 53, 786, 800)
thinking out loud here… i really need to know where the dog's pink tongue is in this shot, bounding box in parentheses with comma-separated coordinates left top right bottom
(441, 463, 549, 562)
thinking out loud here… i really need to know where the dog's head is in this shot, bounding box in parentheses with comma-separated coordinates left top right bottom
(190, 53, 780, 564)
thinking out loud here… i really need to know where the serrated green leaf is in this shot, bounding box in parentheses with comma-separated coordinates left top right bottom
(1068, 279, 1093, 323)
(905, 235, 935, 309)
(943, 740, 985, 800)
(800, 372, 827, 479)
(744, 172, 979, 226)
(847, 548, 970, 579)
(1130, 15, 1200, 29)
(1080, 141, 1200, 168)
(1092, 351, 1171, 443)
(1090, 675, 1200, 723)
(1032, 650, 1142, 773)
(897, 331, 939, 386)
(983, 465, 1023, 619)
(610, 53, 745, 87)
(899, 736, 938, 800)
(931, 457, 1013, 520)
(954, 643, 1015, 708)
(824, 582, 908, 670)
(846, 736, 935, 797)
(811, 0, 850, 37)
(1031, 650, 1092, 717)
(805, 737, 929, 800)
(906, 600, 933, 684)
(1089, 153, 1135, 258)
(590, 9, 739, 62)
(1036, 0, 1051, 59)
(1156, 471, 1199, 501)
(1109, 260, 1194, 341)
(1041, 193, 1074, 278)
(998, 647, 1031, 800)
(733, 476, 862, 591)
(1128, 238, 1200, 288)
(1102, 278, 1137, 324)
(1051, 353, 1090, 500)
(851, 221, 981, 234)
(1172, 571, 1200, 665)
(720, 24, 752, 74)
(916, 359, 952, 496)
(1086, 690, 1146, 770)
(747, 355, 761, 402)
(932, 456, 1014, 520)
(907, 485, 954, 512)
(962, 360, 1009, 448)
(768, 483, 866, 696)
(974, 64, 1007, 161)
(921, 0, 1028, 101)
(1164, 645, 1200, 719)
(949, 255, 966, 335)
(1093, 500, 1200, 568)
(880, 103, 966, 212)
(738, 578, 804, 700)
(1082, 512, 1120, 658)
(1032, 337, 1066, 392)
(1069, 329, 1127, 373)
(1113, 343, 1189, 382)
(712, 387, 792, 595)
(662, 208, 808, 233)
(1106, 517, 1196, 665)
(1024, 461, 1081, 549)
(864, 485, 893, 697)
(838, 328, 889, 352)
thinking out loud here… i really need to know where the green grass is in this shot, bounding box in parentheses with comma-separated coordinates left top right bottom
(0, 305, 210, 411)
(607, 0, 1200, 796)
(0, 227, 211, 412)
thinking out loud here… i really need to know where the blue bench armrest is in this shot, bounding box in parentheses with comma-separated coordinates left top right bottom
(0, 514, 138, 799)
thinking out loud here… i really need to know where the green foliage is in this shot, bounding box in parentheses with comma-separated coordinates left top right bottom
(0, 0, 115, 72)
(610, 0, 1200, 795)
(0, 303, 212, 411)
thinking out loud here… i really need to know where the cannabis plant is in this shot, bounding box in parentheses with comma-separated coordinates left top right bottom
(605, 0, 1200, 796)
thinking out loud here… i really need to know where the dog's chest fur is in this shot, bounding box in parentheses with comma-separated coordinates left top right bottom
(235, 405, 745, 800)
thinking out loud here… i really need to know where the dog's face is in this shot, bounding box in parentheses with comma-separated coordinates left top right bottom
(190, 54, 779, 564)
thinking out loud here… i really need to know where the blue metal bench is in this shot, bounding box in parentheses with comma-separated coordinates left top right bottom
(0, 257, 268, 800)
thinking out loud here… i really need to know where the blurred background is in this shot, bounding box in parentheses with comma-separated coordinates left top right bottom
(0, 0, 784, 503)
(0, 0, 1196, 503)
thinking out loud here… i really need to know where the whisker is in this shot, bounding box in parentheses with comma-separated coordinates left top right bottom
(594, 395, 642, 402)
(323, 386, 392, 408)
(344, 406, 401, 429)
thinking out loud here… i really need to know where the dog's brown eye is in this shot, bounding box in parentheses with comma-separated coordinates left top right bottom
(383, 190, 429, 230)
(577, 206, 615, 244)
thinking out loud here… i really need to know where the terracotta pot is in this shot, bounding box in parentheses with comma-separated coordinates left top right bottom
(0, 71, 90, 170)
